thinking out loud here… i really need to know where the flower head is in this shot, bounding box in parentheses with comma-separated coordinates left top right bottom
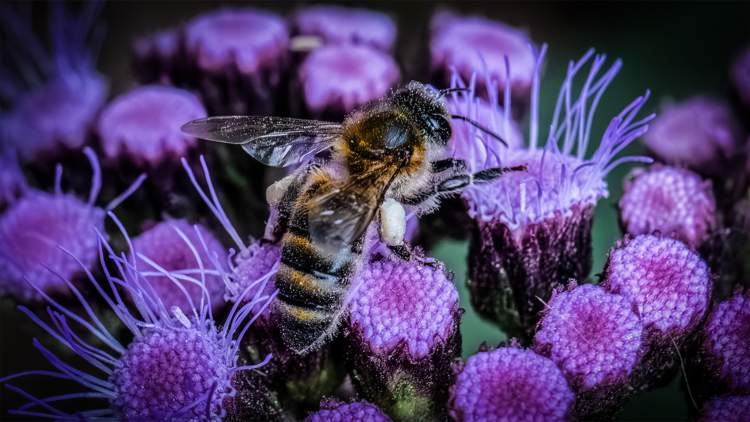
(0, 151, 27, 211)
(535, 284, 643, 389)
(0, 212, 276, 421)
(643, 96, 743, 176)
(292, 5, 397, 52)
(0, 148, 144, 301)
(700, 290, 750, 395)
(97, 86, 207, 166)
(449, 347, 575, 422)
(601, 235, 710, 333)
(0, 2, 108, 162)
(430, 12, 536, 101)
(304, 399, 393, 422)
(129, 220, 229, 313)
(620, 165, 717, 244)
(133, 28, 182, 85)
(299, 44, 400, 120)
(699, 396, 750, 422)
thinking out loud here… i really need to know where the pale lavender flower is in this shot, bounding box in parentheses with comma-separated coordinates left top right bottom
(305, 399, 393, 422)
(430, 12, 536, 104)
(449, 347, 575, 422)
(185, 8, 288, 115)
(1, 2, 108, 163)
(0, 210, 277, 420)
(344, 256, 461, 420)
(461, 46, 654, 338)
(600, 234, 711, 391)
(299, 44, 400, 120)
(0, 148, 144, 301)
(534, 283, 643, 419)
(620, 165, 717, 245)
(292, 5, 397, 52)
(644, 96, 744, 177)
(97, 85, 207, 166)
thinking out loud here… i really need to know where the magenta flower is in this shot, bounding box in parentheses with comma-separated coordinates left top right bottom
(644, 96, 744, 176)
(461, 46, 654, 338)
(0, 148, 144, 301)
(1, 2, 108, 163)
(600, 234, 711, 391)
(305, 399, 392, 422)
(292, 5, 397, 52)
(620, 165, 717, 245)
(129, 220, 229, 313)
(299, 44, 400, 120)
(534, 283, 643, 419)
(0, 211, 277, 420)
(693, 289, 750, 399)
(97, 85, 207, 166)
(344, 256, 461, 420)
(430, 12, 536, 105)
(185, 8, 288, 115)
(449, 347, 575, 422)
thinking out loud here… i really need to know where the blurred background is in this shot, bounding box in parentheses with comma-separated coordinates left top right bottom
(1, 1, 748, 420)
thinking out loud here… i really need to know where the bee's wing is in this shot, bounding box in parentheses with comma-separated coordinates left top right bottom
(181, 116, 343, 167)
(306, 160, 402, 254)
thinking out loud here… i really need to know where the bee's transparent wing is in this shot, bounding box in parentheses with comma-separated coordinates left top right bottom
(181, 116, 343, 167)
(306, 160, 402, 254)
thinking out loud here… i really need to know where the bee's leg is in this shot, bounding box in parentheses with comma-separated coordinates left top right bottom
(387, 244, 442, 270)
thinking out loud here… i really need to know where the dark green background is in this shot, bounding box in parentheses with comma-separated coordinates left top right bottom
(1, 1, 748, 420)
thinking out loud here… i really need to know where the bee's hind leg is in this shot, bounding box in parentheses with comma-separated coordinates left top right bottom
(387, 244, 442, 270)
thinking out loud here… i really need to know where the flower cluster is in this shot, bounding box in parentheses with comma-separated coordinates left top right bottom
(2, 3, 748, 422)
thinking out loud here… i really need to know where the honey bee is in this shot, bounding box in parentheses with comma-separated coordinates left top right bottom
(182, 82, 524, 354)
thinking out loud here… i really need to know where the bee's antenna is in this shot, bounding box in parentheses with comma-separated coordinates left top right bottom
(439, 87, 471, 95)
(451, 115, 508, 147)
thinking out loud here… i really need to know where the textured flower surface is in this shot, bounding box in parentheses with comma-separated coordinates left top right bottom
(699, 396, 750, 422)
(130, 220, 228, 312)
(186, 8, 287, 74)
(535, 284, 643, 389)
(620, 165, 716, 244)
(602, 235, 710, 332)
(450, 347, 574, 422)
(704, 291, 750, 393)
(430, 13, 536, 96)
(299, 44, 400, 118)
(643, 96, 743, 175)
(304, 400, 393, 422)
(292, 5, 397, 52)
(350, 258, 458, 358)
(0, 212, 276, 420)
(97, 86, 206, 165)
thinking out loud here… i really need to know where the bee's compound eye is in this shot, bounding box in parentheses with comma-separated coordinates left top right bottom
(426, 115, 452, 143)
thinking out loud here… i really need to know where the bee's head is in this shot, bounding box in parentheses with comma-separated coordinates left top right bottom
(390, 82, 453, 146)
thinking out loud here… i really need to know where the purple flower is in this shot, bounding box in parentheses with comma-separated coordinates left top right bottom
(129, 220, 229, 313)
(644, 96, 744, 176)
(448, 347, 575, 422)
(534, 283, 643, 419)
(0, 210, 277, 420)
(698, 396, 750, 422)
(185, 8, 288, 115)
(344, 256, 461, 420)
(299, 44, 400, 120)
(694, 289, 750, 397)
(430, 12, 537, 104)
(97, 86, 207, 166)
(292, 5, 397, 52)
(620, 165, 717, 245)
(0, 2, 108, 163)
(731, 45, 750, 106)
(133, 28, 182, 85)
(304, 399, 393, 422)
(461, 46, 654, 339)
(600, 234, 711, 390)
(0, 148, 144, 301)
